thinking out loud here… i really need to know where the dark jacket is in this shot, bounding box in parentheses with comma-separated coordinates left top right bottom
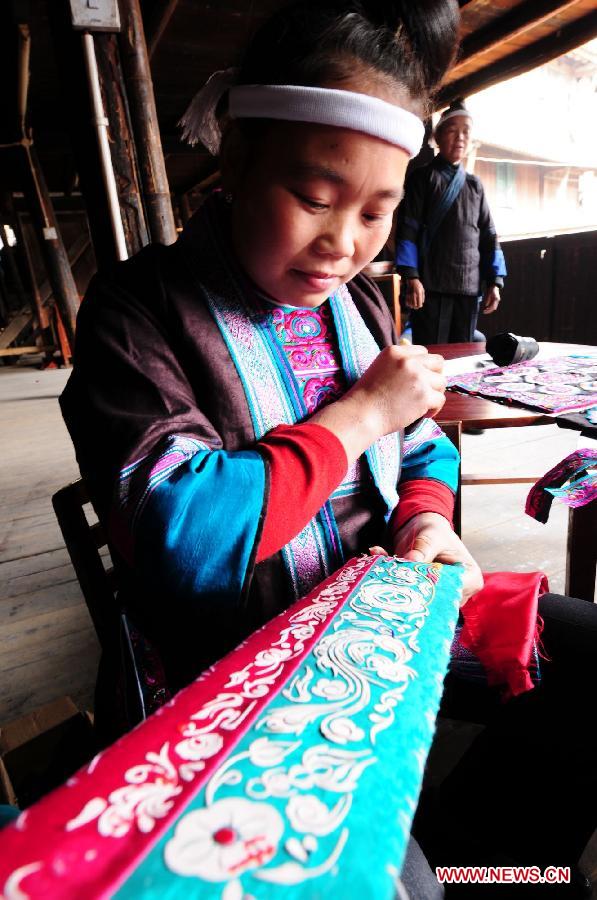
(395, 155, 506, 296)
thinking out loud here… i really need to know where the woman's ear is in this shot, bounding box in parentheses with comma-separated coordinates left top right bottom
(219, 124, 249, 195)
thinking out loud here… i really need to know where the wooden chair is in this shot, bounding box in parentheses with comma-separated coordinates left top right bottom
(362, 261, 403, 334)
(52, 479, 118, 650)
(52, 479, 146, 729)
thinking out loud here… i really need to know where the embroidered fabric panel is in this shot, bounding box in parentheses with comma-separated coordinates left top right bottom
(331, 285, 401, 514)
(448, 355, 597, 415)
(269, 304, 346, 413)
(526, 448, 597, 523)
(267, 303, 365, 498)
(403, 418, 444, 458)
(118, 434, 211, 528)
(401, 419, 459, 493)
(0, 556, 463, 900)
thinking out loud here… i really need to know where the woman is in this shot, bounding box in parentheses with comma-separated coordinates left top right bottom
(61, 2, 596, 894)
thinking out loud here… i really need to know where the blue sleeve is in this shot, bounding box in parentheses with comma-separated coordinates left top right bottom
(400, 418, 459, 492)
(119, 435, 266, 609)
(395, 171, 426, 279)
(478, 187, 507, 284)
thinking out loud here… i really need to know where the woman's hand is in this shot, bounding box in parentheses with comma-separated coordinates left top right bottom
(481, 285, 500, 314)
(404, 278, 425, 309)
(392, 512, 483, 605)
(310, 345, 445, 466)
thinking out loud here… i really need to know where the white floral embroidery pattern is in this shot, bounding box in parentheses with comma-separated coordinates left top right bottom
(66, 557, 372, 839)
(158, 559, 456, 896)
(164, 797, 284, 881)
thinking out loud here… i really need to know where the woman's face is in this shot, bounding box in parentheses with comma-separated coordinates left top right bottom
(436, 115, 472, 165)
(227, 119, 410, 308)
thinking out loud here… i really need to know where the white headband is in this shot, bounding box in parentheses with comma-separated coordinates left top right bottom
(434, 108, 473, 136)
(228, 85, 424, 158)
(179, 71, 425, 158)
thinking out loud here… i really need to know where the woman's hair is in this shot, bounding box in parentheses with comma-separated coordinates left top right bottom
(235, 0, 460, 115)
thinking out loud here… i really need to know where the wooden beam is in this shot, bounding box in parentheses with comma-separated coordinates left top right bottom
(0, 313, 31, 349)
(0, 344, 55, 357)
(452, 0, 582, 75)
(145, 0, 179, 59)
(439, 9, 597, 105)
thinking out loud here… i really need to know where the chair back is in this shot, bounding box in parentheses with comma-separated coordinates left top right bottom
(52, 480, 155, 733)
(362, 262, 403, 333)
(51, 479, 118, 650)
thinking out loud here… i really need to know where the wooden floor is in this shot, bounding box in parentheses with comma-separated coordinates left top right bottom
(0, 365, 99, 724)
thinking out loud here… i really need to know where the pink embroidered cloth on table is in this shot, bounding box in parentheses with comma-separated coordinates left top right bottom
(447, 355, 597, 415)
(0, 556, 463, 900)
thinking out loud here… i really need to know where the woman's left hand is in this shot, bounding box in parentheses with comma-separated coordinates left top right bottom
(391, 512, 484, 605)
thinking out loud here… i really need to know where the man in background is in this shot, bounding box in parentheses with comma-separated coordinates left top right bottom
(395, 98, 506, 345)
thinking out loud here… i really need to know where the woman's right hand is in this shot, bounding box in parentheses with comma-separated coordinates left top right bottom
(310, 344, 446, 463)
(347, 344, 446, 437)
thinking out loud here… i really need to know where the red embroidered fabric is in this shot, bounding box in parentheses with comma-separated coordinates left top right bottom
(459, 571, 549, 699)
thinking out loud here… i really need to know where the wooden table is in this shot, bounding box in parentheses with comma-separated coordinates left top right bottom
(430, 341, 597, 602)
(432, 341, 553, 430)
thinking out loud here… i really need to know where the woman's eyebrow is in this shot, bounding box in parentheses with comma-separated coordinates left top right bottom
(290, 163, 403, 200)
(375, 187, 404, 201)
(290, 162, 346, 185)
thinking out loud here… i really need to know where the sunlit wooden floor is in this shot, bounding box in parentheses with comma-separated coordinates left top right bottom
(0, 365, 99, 723)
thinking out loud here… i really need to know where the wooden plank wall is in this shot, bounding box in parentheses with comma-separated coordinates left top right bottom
(480, 229, 597, 344)
(0, 367, 99, 724)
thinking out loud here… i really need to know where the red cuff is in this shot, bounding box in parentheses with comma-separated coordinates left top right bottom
(256, 423, 348, 563)
(391, 478, 455, 535)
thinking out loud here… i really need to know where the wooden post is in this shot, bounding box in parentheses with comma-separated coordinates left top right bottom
(0, 222, 28, 312)
(1, 191, 50, 331)
(94, 32, 150, 256)
(12, 210, 50, 330)
(17, 143, 79, 345)
(0, 265, 9, 328)
(118, 0, 177, 246)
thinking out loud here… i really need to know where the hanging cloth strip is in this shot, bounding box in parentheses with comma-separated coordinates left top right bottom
(526, 448, 597, 524)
